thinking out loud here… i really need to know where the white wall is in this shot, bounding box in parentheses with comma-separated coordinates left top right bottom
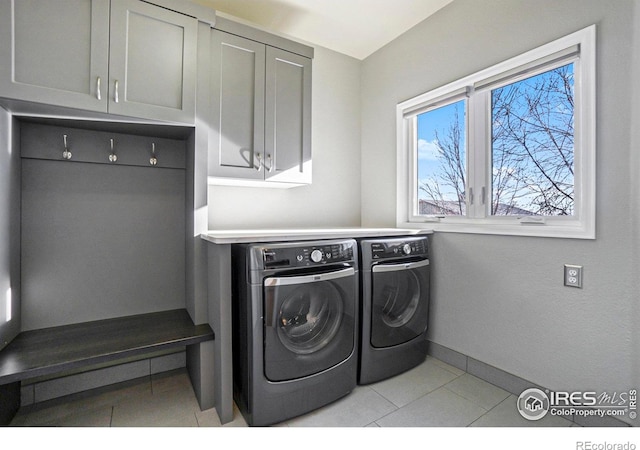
(207, 45, 361, 229)
(361, 0, 638, 421)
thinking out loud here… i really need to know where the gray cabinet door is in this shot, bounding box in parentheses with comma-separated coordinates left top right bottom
(0, 0, 110, 112)
(208, 30, 265, 180)
(208, 30, 312, 185)
(264, 47, 312, 184)
(108, 0, 197, 124)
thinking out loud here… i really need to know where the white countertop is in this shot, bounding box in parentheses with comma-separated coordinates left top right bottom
(200, 227, 432, 244)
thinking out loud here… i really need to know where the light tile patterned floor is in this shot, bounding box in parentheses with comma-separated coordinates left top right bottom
(10, 357, 574, 427)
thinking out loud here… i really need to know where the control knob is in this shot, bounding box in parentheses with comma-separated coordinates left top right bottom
(310, 249, 323, 263)
(402, 244, 412, 255)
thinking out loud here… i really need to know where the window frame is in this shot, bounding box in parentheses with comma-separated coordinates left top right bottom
(396, 25, 596, 239)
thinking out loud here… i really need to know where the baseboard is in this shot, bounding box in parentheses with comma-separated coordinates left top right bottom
(427, 341, 634, 427)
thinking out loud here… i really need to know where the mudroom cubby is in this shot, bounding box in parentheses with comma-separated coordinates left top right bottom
(20, 120, 189, 329)
(0, 117, 213, 425)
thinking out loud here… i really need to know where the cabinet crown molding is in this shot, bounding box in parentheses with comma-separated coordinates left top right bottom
(142, 0, 216, 26)
(214, 16, 314, 59)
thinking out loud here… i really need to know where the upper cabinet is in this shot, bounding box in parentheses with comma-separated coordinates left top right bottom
(208, 22, 313, 187)
(108, 0, 197, 123)
(209, 30, 266, 182)
(265, 47, 312, 185)
(0, 0, 110, 112)
(0, 0, 198, 124)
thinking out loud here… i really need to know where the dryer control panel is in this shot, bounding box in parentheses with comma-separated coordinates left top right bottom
(261, 240, 356, 269)
(370, 237, 429, 261)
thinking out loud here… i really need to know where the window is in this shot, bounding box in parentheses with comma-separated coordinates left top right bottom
(490, 63, 575, 218)
(397, 25, 596, 238)
(417, 99, 467, 216)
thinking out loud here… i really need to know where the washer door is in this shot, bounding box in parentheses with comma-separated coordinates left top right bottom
(370, 259, 430, 348)
(263, 267, 356, 382)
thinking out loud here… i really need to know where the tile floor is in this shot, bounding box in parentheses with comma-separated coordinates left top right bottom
(9, 356, 575, 428)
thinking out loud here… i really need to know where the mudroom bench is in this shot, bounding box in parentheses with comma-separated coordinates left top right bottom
(0, 309, 215, 425)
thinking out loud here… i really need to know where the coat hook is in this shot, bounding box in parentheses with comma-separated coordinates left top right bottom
(150, 142, 157, 166)
(62, 134, 72, 160)
(108, 138, 117, 163)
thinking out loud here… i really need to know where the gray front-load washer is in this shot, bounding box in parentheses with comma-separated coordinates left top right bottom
(232, 239, 358, 426)
(358, 236, 430, 384)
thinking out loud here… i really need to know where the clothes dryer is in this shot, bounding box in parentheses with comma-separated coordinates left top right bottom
(232, 239, 358, 426)
(358, 236, 430, 384)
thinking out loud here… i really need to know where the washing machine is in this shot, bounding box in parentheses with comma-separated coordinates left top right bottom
(358, 236, 430, 385)
(232, 239, 358, 426)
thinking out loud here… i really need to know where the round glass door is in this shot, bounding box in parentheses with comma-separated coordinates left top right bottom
(370, 261, 430, 348)
(379, 271, 420, 328)
(277, 282, 344, 354)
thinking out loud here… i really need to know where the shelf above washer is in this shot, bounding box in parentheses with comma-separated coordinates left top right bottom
(200, 228, 433, 244)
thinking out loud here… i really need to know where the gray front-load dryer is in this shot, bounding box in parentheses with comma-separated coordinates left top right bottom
(232, 239, 358, 426)
(358, 236, 430, 384)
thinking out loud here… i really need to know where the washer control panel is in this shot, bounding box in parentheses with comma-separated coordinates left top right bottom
(370, 237, 429, 261)
(262, 240, 355, 268)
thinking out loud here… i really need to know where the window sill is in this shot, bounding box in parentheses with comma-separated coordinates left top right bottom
(397, 220, 595, 240)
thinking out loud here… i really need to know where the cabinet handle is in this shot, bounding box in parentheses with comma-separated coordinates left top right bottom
(96, 76, 102, 101)
(114, 80, 119, 103)
(266, 154, 274, 172)
(255, 153, 263, 171)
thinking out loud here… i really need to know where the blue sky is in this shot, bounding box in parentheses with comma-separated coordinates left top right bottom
(416, 99, 466, 201)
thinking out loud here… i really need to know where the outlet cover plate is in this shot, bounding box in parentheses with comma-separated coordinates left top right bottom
(564, 264, 583, 288)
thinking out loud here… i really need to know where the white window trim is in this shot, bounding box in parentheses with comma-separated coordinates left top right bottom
(396, 25, 596, 239)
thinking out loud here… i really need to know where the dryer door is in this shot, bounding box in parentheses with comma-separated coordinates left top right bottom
(263, 267, 356, 382)
(370, 259, 430, 348)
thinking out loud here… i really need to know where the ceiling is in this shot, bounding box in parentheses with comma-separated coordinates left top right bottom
(194, 0, 454, 60)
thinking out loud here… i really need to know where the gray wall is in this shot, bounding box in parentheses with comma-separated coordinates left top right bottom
(207, 45, 361, 229)
(0, 108, 20, 349)
(20, 126, 187, 330)
(361, 0, 638, 419)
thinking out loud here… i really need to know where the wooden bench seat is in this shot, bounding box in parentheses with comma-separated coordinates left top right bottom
(0, 309, 214, 425)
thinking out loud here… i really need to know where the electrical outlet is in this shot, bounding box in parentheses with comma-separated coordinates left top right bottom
(564, 264, 583, 288)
